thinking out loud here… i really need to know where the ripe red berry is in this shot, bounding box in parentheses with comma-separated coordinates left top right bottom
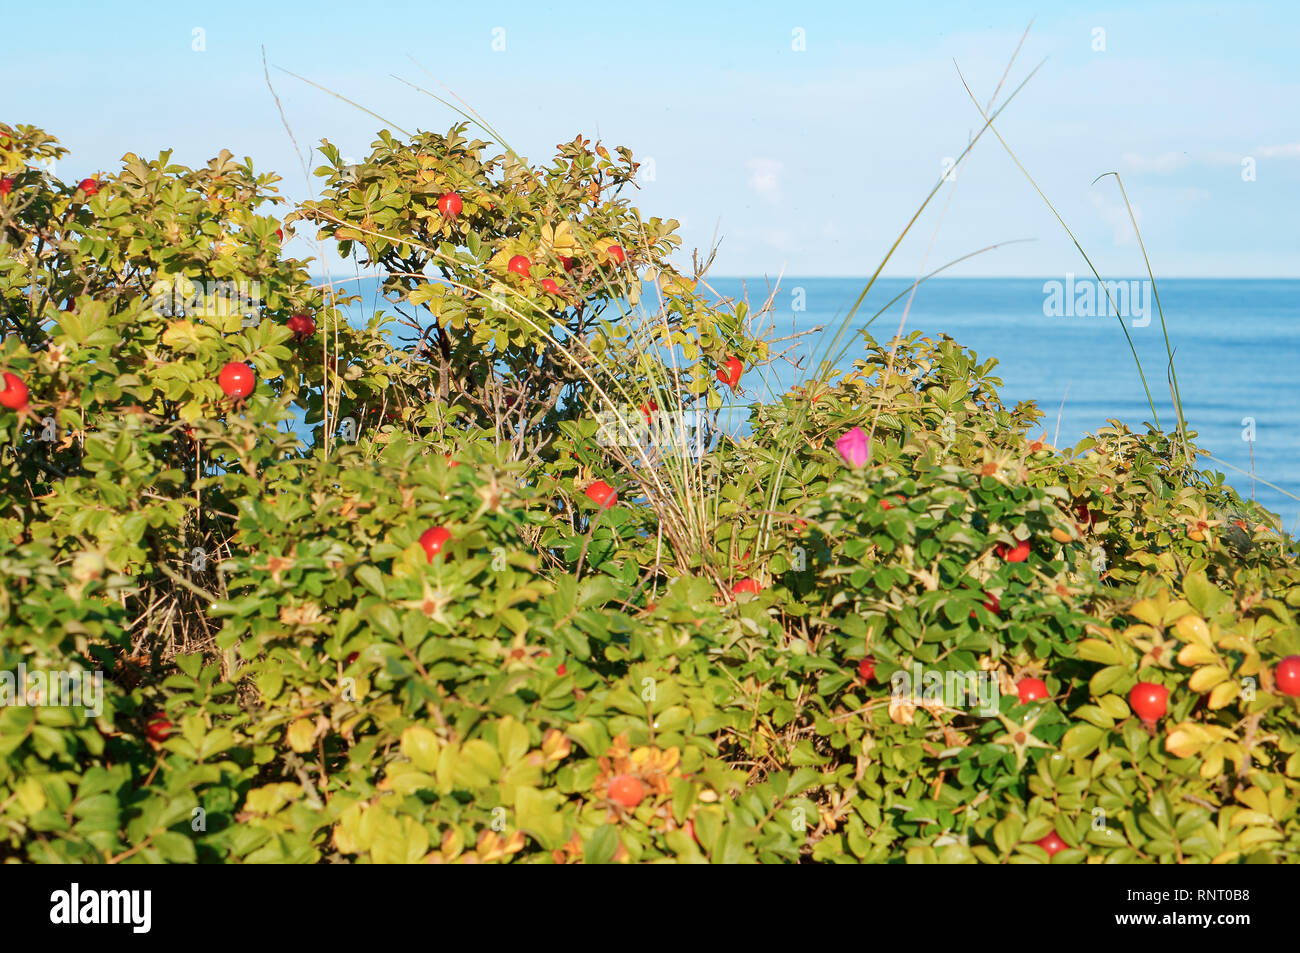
(419, 526, 452, 561)
(585, 480, 618, 509)
(437, 192, 463, 218)
(0, 177, 12, 196)
(858, 655, 876, 682)
(559, 256, 574, 272)
(286, 313, 316, 337)
(639, 400, 658, 425)
(540, 278, 560, 295)
(732, 577, 763, 595)
(1129, 681, 1169, 723)
(716, 357, 743, 389)
(1017, 678, 1049, 704)
(217, 361, 255, 399)
(508, 255, 531, 278)
(556, 663, 567, 676)
(996, 540, 1031, 563)
(0, 372, 29, 410)
(1274, 655, 1300, 697)
(1036, 831, 1066, 857)
(275, 227, 284, 241)
(608, 774, 643, 807)
(77, 178, 99, 197)
(606, 244, 625, 265)
(973, 592, 1001, 618)
(146, 714, 172, 742)
(345, 651, 359, 666)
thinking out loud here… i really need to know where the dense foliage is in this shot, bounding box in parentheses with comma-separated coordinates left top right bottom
(2, 121, 1298, 864)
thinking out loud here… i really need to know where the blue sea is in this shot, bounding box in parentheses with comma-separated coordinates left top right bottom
(334, 276, 1300, 528)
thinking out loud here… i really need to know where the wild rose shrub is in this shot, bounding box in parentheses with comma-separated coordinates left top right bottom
(1, 122, 1298, 863)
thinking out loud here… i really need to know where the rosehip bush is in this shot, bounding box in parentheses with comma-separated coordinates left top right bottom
(2, 120, 1298, 864)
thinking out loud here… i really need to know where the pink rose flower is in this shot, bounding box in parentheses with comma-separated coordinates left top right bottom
(836, 426, 869, 468)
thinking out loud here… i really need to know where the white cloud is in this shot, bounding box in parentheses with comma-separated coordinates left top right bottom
(1121, 152, 1188, 174)
(1204, 150, 1246, 166)
(1088, 192, 1141, 246)
(1254, 143, 1300, 159)
(745, 158, 783, 202)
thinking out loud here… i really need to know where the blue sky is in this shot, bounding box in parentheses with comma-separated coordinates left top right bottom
(7, 1, 1299, 276)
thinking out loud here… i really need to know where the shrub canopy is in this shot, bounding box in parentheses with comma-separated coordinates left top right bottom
(1, 121, 1297, 864)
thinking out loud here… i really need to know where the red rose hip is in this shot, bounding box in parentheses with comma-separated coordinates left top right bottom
(0, 372, 29, 410)
(972, 592, 1000, 618)
(146, 714, 172, 742)
(608, 774, 643, 807)
(716, 357, 743, 389)
(217, 361, 255, 399)
(996, 540, 1031, 563)
(1274, 655, 1300, 697)
(585, 480, 617, 509)
(1129, 682, 1169, 723)
(1017, 678, 1048, 704)
(286, 313, 316, 337)
(419, 526, 452, 561)
(1036, 831, 1066, 857)
(437, 192, 463, 218)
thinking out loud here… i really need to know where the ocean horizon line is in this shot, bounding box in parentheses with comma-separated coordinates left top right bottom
(306, 273, 1300, 284)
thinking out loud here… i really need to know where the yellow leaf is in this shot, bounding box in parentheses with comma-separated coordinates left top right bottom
(287, 717, 316, 753)
(401, 724, 441, 771)
(540, 220, 577, 255)
(541, 728, 571, 763)
(245, 782, 301, 815)
(1230, 810, 1274, 828)
(1208, 680, 1239, 709)
(1239, 827, 1283, 848)
(1129, 597, 1166, 628)
(1164, 728, 1204, 759)
(1188, 666, 1230, 692)
(1177, 642, 1219, 668)
(1174, 614, 1211, 645)
(161, 320, 204, 352)
(440, 826, 465, 860)
(1217, 633, 1252, 653)
(495, 716, 530, 765)
(14, 778, 45, 814)
(1238, 787, 1270, 814)
(371, 814, 429, 864)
